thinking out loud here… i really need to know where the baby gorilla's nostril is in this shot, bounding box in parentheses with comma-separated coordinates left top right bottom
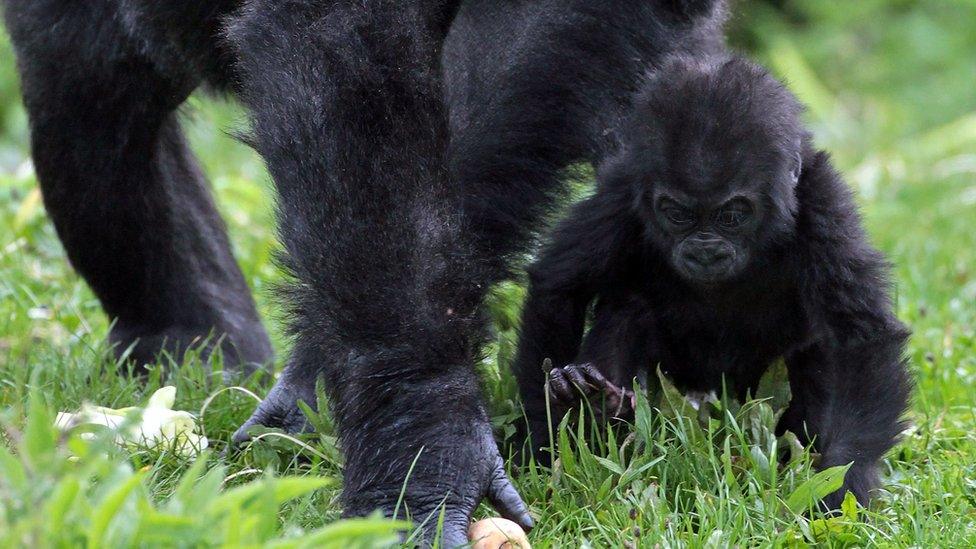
(707, 248, 731, 264)
(688, 247, 730, 266)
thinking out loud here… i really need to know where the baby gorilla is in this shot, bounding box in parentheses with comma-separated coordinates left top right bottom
(513, 55, 912, 509)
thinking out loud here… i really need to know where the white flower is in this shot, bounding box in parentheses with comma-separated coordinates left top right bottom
(55, 386, 208, 457)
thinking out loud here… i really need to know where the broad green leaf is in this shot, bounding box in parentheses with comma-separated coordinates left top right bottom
(785, 464, 852, 514)
(778, 431, 806, 465)
(87, 471, 145, 549)
(574, 407, 596, 471)
(298, 399, 328, 436)
(619, 455, 664, 488)
(557, 414, 576, 477)
(809, 515, 861, 545)
(596, 476, 614, 501)
(268, 518, 409, 549)
(841, 491, 859, 521)
(633, 381, 654, 447)
(720, 437, 740, 492)
(210, 476, 332, 515)
(756, 359, 792, 412)
(593, 456, 624, 476)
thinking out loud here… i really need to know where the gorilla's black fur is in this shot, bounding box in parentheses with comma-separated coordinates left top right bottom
(514, 55, 912, 509)
(2, 1, 272, 373)
(2, 0, 727, 544)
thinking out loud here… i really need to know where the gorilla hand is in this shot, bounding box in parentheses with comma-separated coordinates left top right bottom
(233, 361, 532, 547)
(342, 423, 534, 547)
(548, 363, 636, 421)
(232, 374, 314, 444)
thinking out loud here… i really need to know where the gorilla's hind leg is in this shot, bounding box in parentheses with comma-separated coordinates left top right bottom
(4, 1, 272, 375)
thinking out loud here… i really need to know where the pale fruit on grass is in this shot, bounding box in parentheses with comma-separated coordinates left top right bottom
(469, 517, 531, 548)
(54, 386, 208, 457)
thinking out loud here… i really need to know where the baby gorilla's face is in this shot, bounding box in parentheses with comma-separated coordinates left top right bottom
(636, 144, 801, 286)
(653, 191, 757, 284)
(620, 56, 807, 287)
(638, 144, 800, 287)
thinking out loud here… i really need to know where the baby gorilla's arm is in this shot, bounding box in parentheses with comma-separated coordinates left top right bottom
(513, 189, 642, 461)
(790, 151, 912, 508)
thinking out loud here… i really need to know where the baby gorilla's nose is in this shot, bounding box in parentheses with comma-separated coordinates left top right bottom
(679, 237, 736, 282)
(688, 245, 732, 267)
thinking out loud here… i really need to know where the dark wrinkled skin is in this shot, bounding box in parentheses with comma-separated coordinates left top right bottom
(2, 0, 728, 544)
(514, 55, 913, 510)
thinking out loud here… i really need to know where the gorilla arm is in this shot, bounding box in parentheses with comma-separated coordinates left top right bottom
(788, 151, 911, 508)
(513, 182, 642, 459)
(226, 2, 529, 544)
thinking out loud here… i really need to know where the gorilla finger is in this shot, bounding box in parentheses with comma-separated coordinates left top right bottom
(487, 457, 535, 531)
(436, 523, 471, 549)
(577, 363, 627, 395)
(231, 382, 311, 445)
(563, 364, 596, 393)
(548, 369, 575, 402)
(575, 362, 609, 384)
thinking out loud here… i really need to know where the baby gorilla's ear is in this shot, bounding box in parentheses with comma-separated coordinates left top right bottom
(661, 0, 723, 21)
(791, 150, 803, 185)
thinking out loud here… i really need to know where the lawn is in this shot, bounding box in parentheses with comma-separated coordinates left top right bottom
(2, 1, 975, 546)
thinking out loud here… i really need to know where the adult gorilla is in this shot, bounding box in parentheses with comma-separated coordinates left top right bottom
(3, 0, 725, 544)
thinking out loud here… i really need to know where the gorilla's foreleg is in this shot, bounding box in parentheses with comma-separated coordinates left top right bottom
(781, 336, 911, 509)
(226, 2, 529, 545)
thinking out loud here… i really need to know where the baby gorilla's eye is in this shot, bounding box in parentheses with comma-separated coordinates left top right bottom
(717, 200, 752, 228)
(664, 207, 695, 226)
(718, 210, 745, 227)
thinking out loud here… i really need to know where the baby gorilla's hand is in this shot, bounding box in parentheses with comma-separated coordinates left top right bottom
(548, 363, 636, 421)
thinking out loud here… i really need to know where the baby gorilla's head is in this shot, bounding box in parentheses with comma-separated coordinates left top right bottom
(606, 54, 807, 286)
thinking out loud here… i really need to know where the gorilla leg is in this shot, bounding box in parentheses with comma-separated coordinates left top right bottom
(226, 2, 528, 545)
(3, 1, 272, 374)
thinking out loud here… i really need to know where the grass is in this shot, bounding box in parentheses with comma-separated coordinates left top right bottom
(2, 1, 976, 546)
